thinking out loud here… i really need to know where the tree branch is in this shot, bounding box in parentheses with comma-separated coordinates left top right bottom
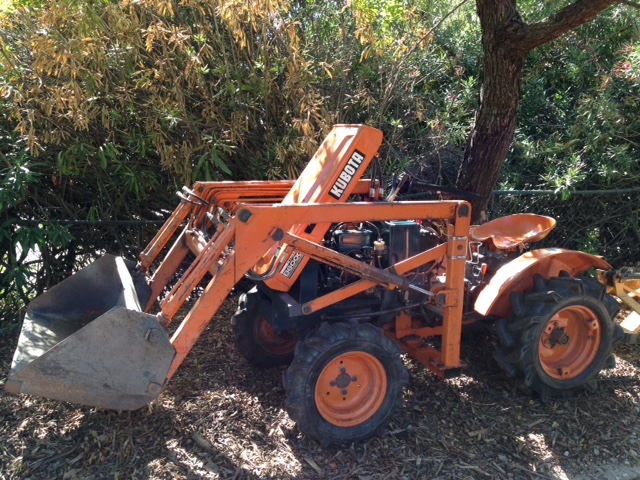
(377, 0, 471, 122)
(513, 0, 618, 54)
(619, 0, 640, 8)
(400, 0, 471, 66)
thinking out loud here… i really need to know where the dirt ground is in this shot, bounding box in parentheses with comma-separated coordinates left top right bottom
(2, 296, 640, 480)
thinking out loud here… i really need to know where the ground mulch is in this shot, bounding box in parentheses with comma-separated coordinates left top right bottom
(2, 297, 640, 480)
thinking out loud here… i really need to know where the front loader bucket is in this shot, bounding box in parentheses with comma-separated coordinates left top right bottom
(5, 255, 175, 410)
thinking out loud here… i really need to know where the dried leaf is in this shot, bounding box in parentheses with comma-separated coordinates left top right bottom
(303, 456, 323, 475)
(191, 432, 212, 450)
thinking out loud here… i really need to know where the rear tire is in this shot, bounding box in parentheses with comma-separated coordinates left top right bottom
(284, 322, 408, 446)
(495, 273, 622, 402)
(231, 287, 296, 367)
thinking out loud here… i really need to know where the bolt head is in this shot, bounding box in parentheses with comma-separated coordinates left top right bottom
(147, 382, 162, 395)
(146, 328, 162, 343)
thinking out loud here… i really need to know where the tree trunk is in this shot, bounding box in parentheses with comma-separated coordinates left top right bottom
(456, 0, 525, 222)
(456, 0, 619, 223)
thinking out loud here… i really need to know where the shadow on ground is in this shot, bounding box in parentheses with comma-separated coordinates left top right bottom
(2, 299, 640, 479)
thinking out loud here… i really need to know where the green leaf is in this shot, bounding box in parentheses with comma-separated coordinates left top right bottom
(212, 148, 232, 176)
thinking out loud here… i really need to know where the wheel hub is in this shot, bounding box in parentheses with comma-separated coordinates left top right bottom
(547, 326, 570, 347)
(330, 368, 357, 390)
(538, 305, 602, 380)
(256, 317, 296, 355)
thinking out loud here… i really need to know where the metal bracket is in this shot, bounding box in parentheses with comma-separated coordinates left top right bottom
(206, 207, 231, 227)
(447, 234, 469, 261)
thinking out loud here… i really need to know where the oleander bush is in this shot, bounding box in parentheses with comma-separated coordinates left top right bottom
(0, 0, 638, 326)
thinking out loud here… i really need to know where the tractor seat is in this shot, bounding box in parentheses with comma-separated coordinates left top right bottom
(470, 213, 556, 250)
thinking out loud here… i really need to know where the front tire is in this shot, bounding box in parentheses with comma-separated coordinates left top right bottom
(284, 322, 408, 446)
(231, 287, 296, 367)
(495, 273, 622, 402)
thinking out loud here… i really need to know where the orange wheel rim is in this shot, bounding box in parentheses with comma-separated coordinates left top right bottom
(256, 317, 296, 355)
(538, 305, 602, 380)
(315, 351, 387, 427)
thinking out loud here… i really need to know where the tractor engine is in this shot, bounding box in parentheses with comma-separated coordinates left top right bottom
(321, 221, 442, 292)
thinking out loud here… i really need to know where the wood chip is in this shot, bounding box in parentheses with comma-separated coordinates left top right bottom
(2, 297, 640, 479)
(303, 456, 323, 475)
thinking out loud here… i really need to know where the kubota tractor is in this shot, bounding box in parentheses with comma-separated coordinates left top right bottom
(6, 125, 640, 446)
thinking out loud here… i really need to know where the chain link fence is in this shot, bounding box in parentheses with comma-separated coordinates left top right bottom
(3, 187, 638, 328)
(21, 188, 640, 276)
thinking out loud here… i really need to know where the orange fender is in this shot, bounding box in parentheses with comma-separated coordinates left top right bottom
(474, 248, 612, 318)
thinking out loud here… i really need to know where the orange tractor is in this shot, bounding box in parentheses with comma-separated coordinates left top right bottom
(5, 125, 639, 446)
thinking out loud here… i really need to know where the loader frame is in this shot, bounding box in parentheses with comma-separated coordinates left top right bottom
(139, 181, 472, 380)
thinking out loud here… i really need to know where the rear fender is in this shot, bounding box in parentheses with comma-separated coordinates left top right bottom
(474, 248, 612, 318)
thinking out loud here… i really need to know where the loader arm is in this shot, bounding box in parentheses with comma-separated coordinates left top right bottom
(161, 200, 471, 381)
(138, 178, 374, 312)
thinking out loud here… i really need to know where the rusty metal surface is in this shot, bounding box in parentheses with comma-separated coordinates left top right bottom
(9, 254, 151, 375)
(6, 254, 166, 410)
(8, 308, 174, 410)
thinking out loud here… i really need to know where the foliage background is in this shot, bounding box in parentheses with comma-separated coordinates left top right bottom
(1, 0, 639, 326)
